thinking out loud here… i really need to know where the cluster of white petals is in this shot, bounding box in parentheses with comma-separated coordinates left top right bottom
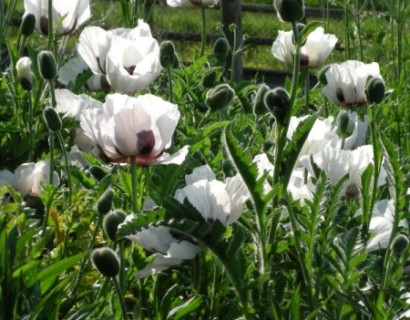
(24, 0, 91, 35)
(77, 20, 162, 94)
(271, 27, 338, 69)
(126, 223, 201, 278)
(0, 161, 59, 197)
(80, 93, 188, 166)
(175, 165, 250, 225)
(322, 60, 382, 108)
(167, 0, 219, 7)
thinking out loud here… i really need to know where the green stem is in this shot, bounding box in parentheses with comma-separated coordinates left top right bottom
(167, 68, 174, 103)
(42, 131, 55, 234)
(112, 276, 129, 319)
(119, 240, 125, 291)
(56, 131, 72, 207)
(49, 81, 57, 108)
(200, 5, 206, 57)
(27, 90, 33, 162)
(47, 0, 53, 51)
(71, 214, 103, 298)
(130, 156, 137, 214)
(305, 70, 310, 114)
(230, 26, 237, 83)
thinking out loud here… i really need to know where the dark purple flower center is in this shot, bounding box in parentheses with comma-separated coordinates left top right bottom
(136, 130, 155, 155)
(300, 54, 309, 67)
(124, 65, 136, 75)
(336, 88, 345, 104)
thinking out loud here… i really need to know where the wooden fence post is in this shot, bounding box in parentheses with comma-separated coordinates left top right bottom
(220, 0, 243, 82)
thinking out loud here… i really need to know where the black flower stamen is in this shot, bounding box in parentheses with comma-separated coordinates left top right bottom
(136, 130, 155, 155)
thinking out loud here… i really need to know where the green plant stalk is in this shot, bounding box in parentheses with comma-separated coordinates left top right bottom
(397, 0, 403, 81)
(56, 131, 72, 207)
(130, 156, 138, 214)
(230, 26, 237, 83)
(366, 106, 381, 236)
(71, 214, 103, 298)
(167, 69, 174, 103)
(119, 240, 125, 292)
(27, 90, 34, 162)
(305, 70, 310, 114)
(200, 5, 206, 57)
(344, 4, 350, 60)
(42, 131, 55, 234)
(48, 0, 53, 51)
(112, 276, 129, 319)
(49, 81, 57, 108)
(270, 21, 302, 246)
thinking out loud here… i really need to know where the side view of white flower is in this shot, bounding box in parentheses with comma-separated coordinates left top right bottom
(126, 224, 200, 278)
(322, 60, 382, 108)
(0, 170, 16, 188)
(55, 89, 102, 120)
(175, 165, 249, 225)
(271, 27, 337, 69)
(24, 0, 91, 35)
(13, 161, 60, 197)
(77, 20, 162, 94)
(80, 93, 189, 166)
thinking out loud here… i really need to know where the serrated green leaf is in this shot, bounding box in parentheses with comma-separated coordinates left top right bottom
(166, 296, 203, 320)
(117, 209, 166, 239)
(190, 121, 230, 152)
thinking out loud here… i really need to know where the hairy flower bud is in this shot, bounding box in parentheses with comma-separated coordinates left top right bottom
(96, 188, 114, 215)
(213, 37, 229, 66)
(264, 87, 290, 125)
(91, 247, 120, 278)
(38, 51, 57, 80)
(89, 165, 107, 181)
(160, 41, 176, 69)
(253, 84, 270, 116)
(16, 57, 35, 90)
(274, 0, 305, 23)
(20, 13, 36, 37)
(336, 111, 355, 138)
(43, 107, 62, 132)
(392, 234, 409, 258)
(365, 76, 385, 105)
(202, 69, 218, 88)
(205, 83, 235, 111)
(103, 210, 127, 242)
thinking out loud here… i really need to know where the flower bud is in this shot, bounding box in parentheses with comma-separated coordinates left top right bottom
(91, 248, 120, 278)
(103, 210, 127, 242)
(89, 165, 107, 181)
(274, 0, 305, 23)
(336, 111, 355, 138)
(160, 41, 176, 69)
(38, 51, 57, 80)
(392, 234, 409, 258)
(20, 13, 36, 37)
(16, 57, 35, 90)
(201, 69, 218, 88)
(213, 37, 229, 66)
(96, 188, 114, 215)
(205, 83, 235, 111)
(366, 77, 385, 105)
(43, 107, 62, 132)
(253, 84, 270, 116)
(264, 87, 290, 126)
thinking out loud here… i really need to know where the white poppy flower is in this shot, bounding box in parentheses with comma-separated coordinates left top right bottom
(23, 0, 91, 35)
(271, 27, 338, 69)
(175, 165, 249, 225)
(80, 93, 188, 166)
(77, 20, 162, 94)
(322, 60, 382, 108)
(14, 161, 60, 197)
(167, 0, 219, 7)
(126, 224, 200, 278)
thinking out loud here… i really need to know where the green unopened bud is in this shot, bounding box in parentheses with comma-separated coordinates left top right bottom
(103, 210, 127, 242)
(253, 84, 270, 116)
(366, 77, 385, 105)
(264, 87, 290, 126)
(43, 107, 62, 132)
(160, 41, 176, 69)
(202, 69, 218, 88)
(20, 13, 36, 37)
(213, 37, 229, 66)
(318, 65, 330, 85)
(38, 51, 57, 80)
(89, 165, 107, 181)
(96, 188, 114, 215)
(205, 83, 235, 111)
(91, 248, 120, 278)
(16, 57, 35, 90)
(336, 111, 355, 138)
(274, 0, 305, 23)
(392, 234, 409, 258)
